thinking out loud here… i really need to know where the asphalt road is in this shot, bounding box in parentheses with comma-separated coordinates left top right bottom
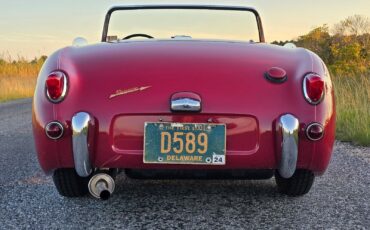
(0, 99, 369, 229)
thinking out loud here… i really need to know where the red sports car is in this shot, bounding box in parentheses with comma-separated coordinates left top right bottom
(32, 5, 335, 200)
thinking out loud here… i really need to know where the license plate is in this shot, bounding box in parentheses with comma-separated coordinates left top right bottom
(144, 122, 226, 165)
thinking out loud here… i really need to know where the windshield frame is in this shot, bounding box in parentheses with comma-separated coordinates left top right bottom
(102, 4, 265, 43)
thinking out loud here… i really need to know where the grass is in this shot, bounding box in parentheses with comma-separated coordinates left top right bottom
(0, 76, 36, 102)
(0, 57, 369, 146)
(0, 57, 44, 102)
(333, 73, 370, 146)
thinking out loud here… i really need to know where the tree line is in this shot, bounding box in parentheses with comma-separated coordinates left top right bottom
(272, 15, 369, 76)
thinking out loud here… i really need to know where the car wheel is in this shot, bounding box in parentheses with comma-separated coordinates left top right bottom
(52, 168, 89, 197)
(275, 169, 315, 196)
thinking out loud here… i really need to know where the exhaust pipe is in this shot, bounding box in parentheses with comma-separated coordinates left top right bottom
(88, 173, 115, 200)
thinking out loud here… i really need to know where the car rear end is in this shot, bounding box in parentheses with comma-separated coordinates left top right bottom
(33, 41, 334, 191)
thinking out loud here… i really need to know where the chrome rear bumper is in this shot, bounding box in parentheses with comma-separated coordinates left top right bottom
(72, 112, 93, 177)
(70, 112, 299, 178)
(277, 114, 299, 178)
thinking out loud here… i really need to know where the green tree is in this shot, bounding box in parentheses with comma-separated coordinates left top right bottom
(330, 15, 369, 74)
(295, 25, 332, 64)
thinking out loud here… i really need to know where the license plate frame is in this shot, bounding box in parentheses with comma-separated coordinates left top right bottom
(143, 122, 226, 165)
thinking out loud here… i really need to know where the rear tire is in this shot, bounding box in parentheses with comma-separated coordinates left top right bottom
(52, 168, 89, 197)
(275, 169, 315, 196)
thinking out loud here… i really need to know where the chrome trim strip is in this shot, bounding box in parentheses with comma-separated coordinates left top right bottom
(72, 112, 93, 177)
(45, 121, 64, 140)
(278, 114, 299, 179)
(303, 73, 325, 105)
(171, 98, 201, 112)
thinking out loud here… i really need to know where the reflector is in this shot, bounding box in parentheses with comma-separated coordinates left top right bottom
(265, 67, 287, 83)
(306, 123, 324, 141)
(45, 122, 64, 140)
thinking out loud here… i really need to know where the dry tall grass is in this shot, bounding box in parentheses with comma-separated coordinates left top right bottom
(334, 73, 370, 146)
(0, 57, 44, 102)
(0, 76, 36, 102)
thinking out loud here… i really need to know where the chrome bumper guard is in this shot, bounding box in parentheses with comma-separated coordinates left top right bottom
(277, 114, 299, 178)
(72, 112, 93, 177)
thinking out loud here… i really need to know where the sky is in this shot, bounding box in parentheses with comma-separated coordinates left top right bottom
(0, 0, 369, 59)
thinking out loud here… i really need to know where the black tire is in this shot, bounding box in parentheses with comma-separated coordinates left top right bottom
(52, 168, 89, 197)
(275, 169, 315, 196)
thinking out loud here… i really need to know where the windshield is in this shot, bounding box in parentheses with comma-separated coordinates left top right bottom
(106, 7, 261, 42)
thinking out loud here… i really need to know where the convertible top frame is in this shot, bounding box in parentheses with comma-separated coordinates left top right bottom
(101, 4, 265, 43)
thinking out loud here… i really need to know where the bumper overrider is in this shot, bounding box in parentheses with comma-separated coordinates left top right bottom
(72, 112, 93, 177)
(276, 114, 299, 178)
(72, 112, 116, 199)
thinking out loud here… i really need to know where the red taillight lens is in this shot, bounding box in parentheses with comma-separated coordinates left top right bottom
(46, 71, 67, 103)
(303, 74, 325, 105)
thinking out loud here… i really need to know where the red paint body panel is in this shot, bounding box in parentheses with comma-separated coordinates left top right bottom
(32, 40, 335, 176)
(112, 115, 258, 152)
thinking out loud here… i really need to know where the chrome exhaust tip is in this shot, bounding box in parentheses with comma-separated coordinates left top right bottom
(88, 173, 115, 200)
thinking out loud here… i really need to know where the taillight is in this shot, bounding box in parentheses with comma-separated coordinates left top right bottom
(46, 71, 67, 103)
(303, 73, 325, 105)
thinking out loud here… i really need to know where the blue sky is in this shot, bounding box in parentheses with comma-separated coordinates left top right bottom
(0, 0, 369, 59)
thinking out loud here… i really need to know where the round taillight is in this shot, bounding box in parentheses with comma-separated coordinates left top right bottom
(306, 123, 324, 141)
(303, 73, 324, 105)
(46, 71, 67, 103)
(45, 122, 64, 140)
(265, 67, 287, 83)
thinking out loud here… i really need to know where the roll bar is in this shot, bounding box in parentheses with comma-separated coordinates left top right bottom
(102, 4, 265, 43)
